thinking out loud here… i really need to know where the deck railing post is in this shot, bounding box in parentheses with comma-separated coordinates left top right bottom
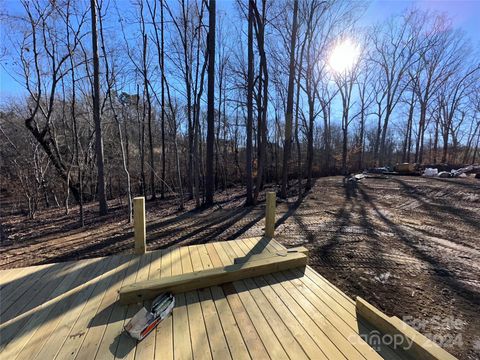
(133, 196, 146, 254)
(265, 192, 276, 238)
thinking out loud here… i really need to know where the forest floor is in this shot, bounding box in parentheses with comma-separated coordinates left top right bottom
(1, 175, 479, 359)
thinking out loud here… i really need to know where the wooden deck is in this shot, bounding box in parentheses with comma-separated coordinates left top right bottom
(0, 237, 428, 359)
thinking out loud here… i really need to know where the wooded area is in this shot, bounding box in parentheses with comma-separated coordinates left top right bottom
(1, 0, 479, 221)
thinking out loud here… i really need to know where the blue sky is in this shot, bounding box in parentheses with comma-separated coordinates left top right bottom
(362, 0, 479, 42)
(1, 0, 479, 100)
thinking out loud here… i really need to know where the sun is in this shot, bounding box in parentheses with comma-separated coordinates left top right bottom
(328, 39, 360, 73)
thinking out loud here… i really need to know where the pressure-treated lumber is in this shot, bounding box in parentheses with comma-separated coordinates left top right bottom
(133, 197, 146, 254)
(265, 192, 276, 238)
(0, 238, 459, 359)
(233, 246, 308, 264)
(356, 297, 457, 360)
(118, 251, 307, 304)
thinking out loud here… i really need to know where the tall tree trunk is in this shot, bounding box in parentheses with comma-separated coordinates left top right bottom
(118, 114, 132, 222)
(161, 0, 166, 199)
(415, 102, 426, 164)
(293, 16, 307, 198)
(321, 100, 331, 173)
(142, 33, 156, 200)
(433, 112, 439, 164)
(146, 0, 167, 199)
(294, 44, 305, 198)
(402, 92, 415, 163)
(378, 110, 392, 165)
(64, 171, 70, 214)
(260, 69, 268, 188)
(172, 113, 184, 210)
(340, 81, 353, 175)
(90, 0, 108, 215)
(406, 118, 413, 163)
(373, 112, 381, 165)
(215, 64, 223, 191)
(194, 118, 201, 207)
(281, 0, 299, 199)
(441, 119, 449, 163)
(342, 126, 348, 174)
(358, 110, 365, 170)
(294, 98, 301, 198)
(253, 0, 268, 204)
(136, 85, 146, 195)
(306, 100, 314, 189)
(205, 0, 216, 206)
(69, 35, 84, 226)
(254, 64, 264, 204)
(98, 5, 132, 222)
(303, 0, 317, 190)
(245, 0, 254, 206)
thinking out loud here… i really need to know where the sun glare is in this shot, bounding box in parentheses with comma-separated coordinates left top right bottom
(329, 39, 360, 73)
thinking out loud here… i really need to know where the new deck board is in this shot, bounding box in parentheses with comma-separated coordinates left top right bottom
(218, 242, 291, 360)
(245, 238, 372, 358)
(0, 236, 448, 360)
(207, 242, 270, 359)
(84, 256, 137, 360)
(54, 256, 134, 360)
(184, 246, 212, 360)
(16, 256, 111, 360)
(114, 253, 152, 360)
(1, 258, 99, 358)
(153, 249, 174, 360)
(171, 248, 193, 360)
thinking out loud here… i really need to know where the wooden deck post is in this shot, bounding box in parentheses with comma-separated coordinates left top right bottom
(265, 192, 276, 238)
(133, 196, 146, 254)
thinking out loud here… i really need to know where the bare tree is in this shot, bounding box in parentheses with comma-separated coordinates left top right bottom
(370, 9, 421, 165)
(98, 1, 132, 222)
(245, 0, 254, 206)
(17, 0, 86, 208)
(281, 0, 299, 199)
(252, 0, 268, 204)
(438, 65, 480, 163)
(205, 0, 216, 206)
(90, 0, 108, 215)
(3, 0, 480, 222)
(331, 40, 361, 174)
(411, 14, 466, 163)
(146, 0, 167, 199)
(137, 2, 156, 200)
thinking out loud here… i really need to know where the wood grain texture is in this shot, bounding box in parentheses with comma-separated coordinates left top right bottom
(119, 252, 307, 304)
(356, 297, 457, 360)
(0, 237, 457, 360)
(265, 192, 276, 238)
(133, 197, 146, 255)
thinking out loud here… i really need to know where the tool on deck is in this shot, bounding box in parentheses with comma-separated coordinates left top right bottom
(124, 292, 175, 340)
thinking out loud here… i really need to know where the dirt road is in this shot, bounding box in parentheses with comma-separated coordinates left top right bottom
(274, 176, 480, 360)
(1, 176, 479, 358)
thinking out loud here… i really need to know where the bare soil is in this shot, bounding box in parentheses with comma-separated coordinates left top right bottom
(1, 176, 479, 359)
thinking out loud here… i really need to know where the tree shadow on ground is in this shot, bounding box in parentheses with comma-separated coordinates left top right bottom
(391, 178, 480, 231)
(34, 193, 281, 266)
(309, 179, 356, 261)
(292, 179, 411, 307)
(429, 177, 480, 190)
(273, 178, 319, 231)
(357, 185, 480, 306)
(4, 203, 128, 247)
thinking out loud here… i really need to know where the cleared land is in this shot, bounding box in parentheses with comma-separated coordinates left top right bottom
(1, 176, 479, 359)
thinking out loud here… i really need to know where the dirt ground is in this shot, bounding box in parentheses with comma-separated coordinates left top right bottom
(1, 176, 479, 359)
